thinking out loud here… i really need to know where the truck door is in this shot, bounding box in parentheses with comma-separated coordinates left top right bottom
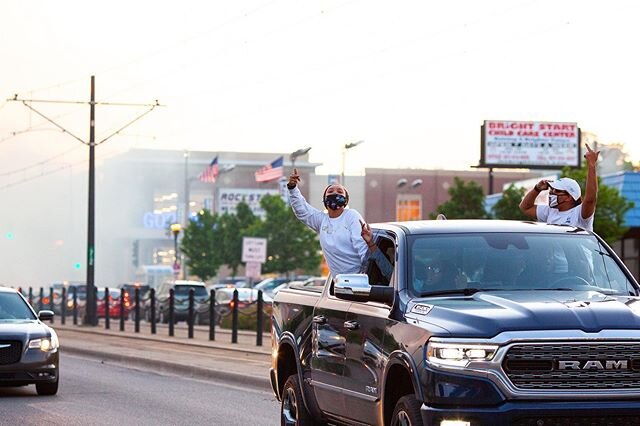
(310, 278, 351, 417)
(343, 234, 395, 425)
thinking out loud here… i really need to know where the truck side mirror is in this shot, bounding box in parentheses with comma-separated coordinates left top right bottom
(334, 274, 394, 306)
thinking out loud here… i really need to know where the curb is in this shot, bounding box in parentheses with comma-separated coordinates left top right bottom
(62, 346, 271, 392)
(55, 325, 270, 356)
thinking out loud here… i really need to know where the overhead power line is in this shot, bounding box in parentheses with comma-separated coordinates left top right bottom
(7, 76, 162, 327)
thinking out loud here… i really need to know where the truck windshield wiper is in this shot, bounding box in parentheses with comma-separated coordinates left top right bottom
(419, 288, 501, 297)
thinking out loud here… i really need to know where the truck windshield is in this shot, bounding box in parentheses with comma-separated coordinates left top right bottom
(408, 233, 636, 297)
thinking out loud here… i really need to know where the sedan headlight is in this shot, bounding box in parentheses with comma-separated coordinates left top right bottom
(28, 335, 59, 352)
(426, 341, 498, 367)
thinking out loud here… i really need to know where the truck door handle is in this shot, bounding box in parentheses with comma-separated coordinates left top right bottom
(344, 320, 360, 330)
(312, 315, 327, 324)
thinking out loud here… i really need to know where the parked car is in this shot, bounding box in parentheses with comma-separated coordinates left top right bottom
(147, 280, 209, 324)
(300, 276, 327, 289)
(96, 288, 130, 319)
(0, 287, 59, 395)
(253, 277, 290, 298)
(64, 283, 87, 314)
(121, 282, 150, 300)
(271, 220, 640, 425)
(214, 288, 274, 319)
(210, 277, 249, 290)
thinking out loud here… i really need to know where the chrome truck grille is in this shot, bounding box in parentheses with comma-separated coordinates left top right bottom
(503, 343, 640, 390)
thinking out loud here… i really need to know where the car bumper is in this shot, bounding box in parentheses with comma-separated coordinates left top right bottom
(421, 400, 640, 426)
(0, 349, 59, 386)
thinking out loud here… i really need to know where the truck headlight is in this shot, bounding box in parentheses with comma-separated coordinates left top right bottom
(426, 342, 498, 367)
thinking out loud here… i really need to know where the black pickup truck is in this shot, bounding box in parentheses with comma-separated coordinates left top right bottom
(270, 220, 640, 426)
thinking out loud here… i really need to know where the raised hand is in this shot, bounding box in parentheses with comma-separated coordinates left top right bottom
(360, 220, 374, 246)
(584, 143, 600, 167)
(535, 179, 550, 192)
(288, 168, 301, 188)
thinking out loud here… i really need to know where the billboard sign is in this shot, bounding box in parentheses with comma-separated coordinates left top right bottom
(481, 120, 580, 169)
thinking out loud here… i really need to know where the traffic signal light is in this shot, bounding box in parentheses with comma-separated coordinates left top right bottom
(73, 263, 82, 270)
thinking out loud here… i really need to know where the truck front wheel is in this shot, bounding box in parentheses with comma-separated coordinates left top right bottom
(390, 395, 423, 426)
(281, 374, 315, 426)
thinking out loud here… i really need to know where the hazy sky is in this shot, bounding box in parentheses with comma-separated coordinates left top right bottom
(1, 0, 639, 180)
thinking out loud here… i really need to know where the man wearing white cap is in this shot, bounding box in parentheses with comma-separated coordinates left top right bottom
(519, 144, 600, 231)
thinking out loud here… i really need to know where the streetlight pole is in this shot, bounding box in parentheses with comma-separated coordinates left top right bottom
(170, 223, 182, 278)
(290, 147, 312, 170)
(341, 140, 364, 186)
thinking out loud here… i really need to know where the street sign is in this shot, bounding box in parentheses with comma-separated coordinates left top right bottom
(245, 261, 262, 279)
(242, 237, 267, 263)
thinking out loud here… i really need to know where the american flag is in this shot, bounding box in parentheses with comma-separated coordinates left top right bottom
(198, 156, 219, 183)
(255, 156, 284, 183)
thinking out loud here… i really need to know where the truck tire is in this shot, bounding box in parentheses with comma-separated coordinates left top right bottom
(281, 374, 316, 426)
(390, 395, 423, 426)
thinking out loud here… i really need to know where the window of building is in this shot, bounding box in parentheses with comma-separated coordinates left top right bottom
(396, 194, 422, 221)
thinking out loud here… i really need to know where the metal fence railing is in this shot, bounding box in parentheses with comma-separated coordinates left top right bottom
(15, 286, 269, 347)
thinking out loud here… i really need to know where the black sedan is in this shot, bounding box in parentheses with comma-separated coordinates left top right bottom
(0, 287, 59, 395)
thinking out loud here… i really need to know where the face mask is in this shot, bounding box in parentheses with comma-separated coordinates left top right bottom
(549, 194, 558, 208)
(324, 193, 347, 211)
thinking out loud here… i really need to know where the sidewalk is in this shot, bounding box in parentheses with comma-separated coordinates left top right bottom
(55, 320, 272, 391)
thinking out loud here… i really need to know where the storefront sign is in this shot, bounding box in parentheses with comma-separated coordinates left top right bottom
(217, 188, 280, 218)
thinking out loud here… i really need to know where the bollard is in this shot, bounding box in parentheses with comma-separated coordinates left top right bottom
(120, 288, 125, 332)
(188, 288, 194, 339)
(150, 288, 156, 335)
(39, 287, 44, 312)
(134, 287, 140, 333)
(28, 287, 33, 306)
(73, 287, 78, 325)
(231, 289, 239, 344)
(61, 287, 66, 325)
(256, 290, 263, 346)
(168, 288, 175, 337)
(49, 287, 54, 324)
(209, 289, 215, 341)
(104, 286, 110, 330)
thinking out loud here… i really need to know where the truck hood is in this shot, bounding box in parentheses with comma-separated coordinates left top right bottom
(406, 290, 640, 338)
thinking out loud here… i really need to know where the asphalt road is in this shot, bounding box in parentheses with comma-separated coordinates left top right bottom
(0, 353, 280, 426)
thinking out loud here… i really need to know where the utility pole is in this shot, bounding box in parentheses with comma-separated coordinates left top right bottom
(87, 76, 96, 325)
(9, 76, 161, 326)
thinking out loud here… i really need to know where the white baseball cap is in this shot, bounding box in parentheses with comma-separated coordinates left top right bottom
(548, 178, 581, 201)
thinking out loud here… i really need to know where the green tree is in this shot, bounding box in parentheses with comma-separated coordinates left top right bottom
(430, 177, 487, 219)
(217, 202, 260, 276)
(248, 194, 322, 275)
(492, 184, 530, 220)
(180, 210, 223, 281)
(561, 164, 635, 244)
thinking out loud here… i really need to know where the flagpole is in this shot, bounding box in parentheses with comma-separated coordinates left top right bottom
(183, 149, 189, 280)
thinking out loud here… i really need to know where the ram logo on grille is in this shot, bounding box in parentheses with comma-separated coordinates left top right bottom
(557, 360, 628, 370)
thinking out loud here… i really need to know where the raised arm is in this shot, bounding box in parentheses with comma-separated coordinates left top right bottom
(287, 168, 324, 232)
(519, 180, 549, 220)
(581, 143, 600, 220)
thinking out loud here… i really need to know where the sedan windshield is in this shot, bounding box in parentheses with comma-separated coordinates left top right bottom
(409, 233, 636, 297)
(0, 293, 36, 320)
